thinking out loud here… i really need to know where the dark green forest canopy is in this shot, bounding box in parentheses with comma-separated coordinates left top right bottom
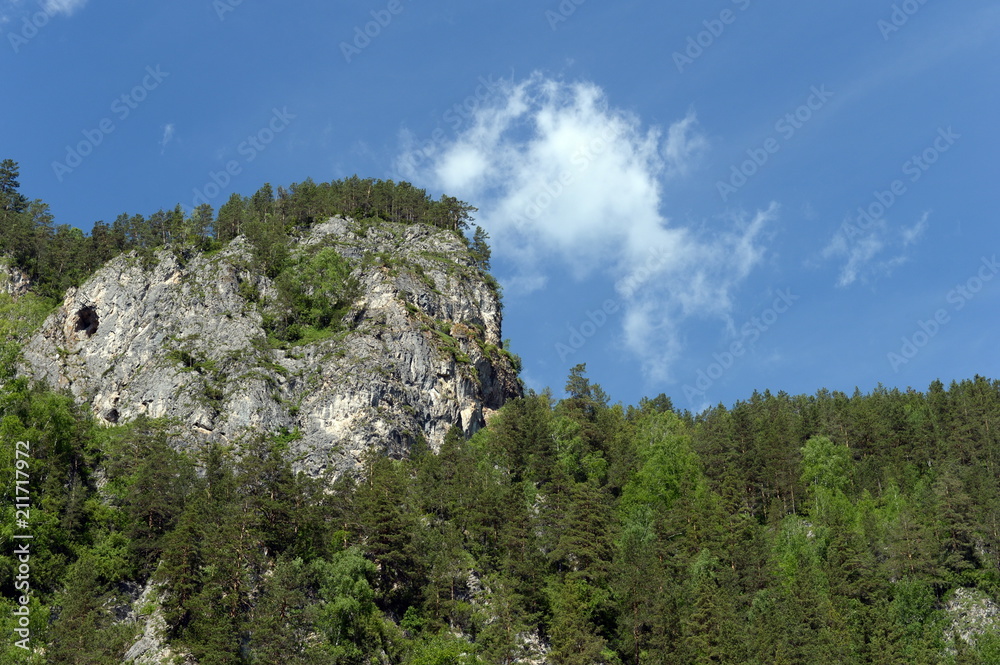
(1, 344, 999, 663)
(0, 158, 478, 302)
(1, 159, 998, 663)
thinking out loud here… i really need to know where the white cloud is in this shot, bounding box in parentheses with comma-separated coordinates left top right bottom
(41, 0, 87, 16)
(159, 123, 176, 153)
(822, 211, 930, 287)
(661, 109, 708, 178)
(901, 210, 930, 247)
(837, 233, 884, 288)
(395, 73, 774, 381)
(1, 0, 86, 23)
(617, 204, 775, 379)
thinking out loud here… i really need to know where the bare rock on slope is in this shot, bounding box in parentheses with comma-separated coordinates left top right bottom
(20, 217, 521, 479)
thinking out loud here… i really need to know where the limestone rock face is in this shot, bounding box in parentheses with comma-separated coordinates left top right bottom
(120, 582, 183, 664)
(944, 587, 1000, 650)
(20, 218, 521, 479)
(1, 258, 31, 297)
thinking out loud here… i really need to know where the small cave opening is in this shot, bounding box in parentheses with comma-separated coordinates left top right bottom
(105, 408, 119, 424)
(74, 306, 99, 336)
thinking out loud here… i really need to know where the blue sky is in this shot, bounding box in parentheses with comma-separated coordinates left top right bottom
(3, 0, 999, 411)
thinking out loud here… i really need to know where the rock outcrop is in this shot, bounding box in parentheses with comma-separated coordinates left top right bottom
(944, 587, 1000, 651)
(0, 257, 31, 298)
(119, 583, 185, 665)
(20, 217, 521, 479)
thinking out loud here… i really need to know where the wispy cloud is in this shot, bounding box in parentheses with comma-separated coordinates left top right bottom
(41, 0, 87, 16)
(901, 211, 929, 247)
(159, 123, 176, 153)
(661, 109, 708, 178)
(822, 211, 930, 287)
(1, 0, 87, 23)
(394, 73, 774, 381)
(0, 0, 21, 23)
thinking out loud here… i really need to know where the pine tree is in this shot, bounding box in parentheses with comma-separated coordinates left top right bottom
(545, 578, 610, 665)
(355, 451, 422, 612)
(475, 574, 532, 665)
(470, 225, 491, 272)
(612, 506, 666, 665)
(548, 478, 613, 584)
(678, 549, 737, 665)
(158, 503, 206, 632)
(216, 193, 247, 242)
(189, 203, 215, 249)
(124, 431, 194, 569)
(249, 557, 324, 664)
(46, 556, 131, 663)
(0, 158, 28, 213)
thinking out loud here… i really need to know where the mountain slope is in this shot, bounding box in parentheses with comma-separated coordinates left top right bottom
(19, 216, 521, 478)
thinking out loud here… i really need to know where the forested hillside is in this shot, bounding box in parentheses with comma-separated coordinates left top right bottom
(2, 341, 999, 662)
(1, 159, 999, 663)
(0, 158, 485, 304)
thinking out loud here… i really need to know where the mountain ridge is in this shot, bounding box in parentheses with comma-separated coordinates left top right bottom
(17, 215, 521, 478)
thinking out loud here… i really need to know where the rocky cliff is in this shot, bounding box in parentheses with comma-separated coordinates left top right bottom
(945, 587, 1000, 653)
(19, 216, 521, 478)
(0, 257, 30, 298)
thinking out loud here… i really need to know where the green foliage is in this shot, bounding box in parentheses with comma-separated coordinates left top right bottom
(0, 159, 486, 309)
(407, 632, 478, 665)
(545, 577, 614, 665)
(468, 225, 491, 272)
(801, 434, 852, 493)
(0, 595, 48, 664)
(0, 159, 28, 213)
(501, 338, 522, 374)
(0, 291, 50, 380)
(273, 247, 358, 333)
(619, 409, 700, 515)
(3, 328, 1000, 665)
(314, 547, 394, 663)
(46, 554, 135, 663)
